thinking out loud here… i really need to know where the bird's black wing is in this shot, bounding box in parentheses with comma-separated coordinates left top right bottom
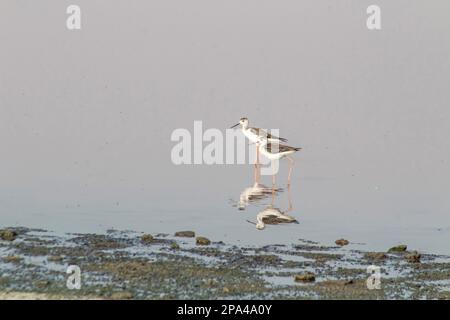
(266, 143, 302, 153)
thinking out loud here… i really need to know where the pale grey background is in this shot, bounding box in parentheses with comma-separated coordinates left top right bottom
(1, 1, 449, 253)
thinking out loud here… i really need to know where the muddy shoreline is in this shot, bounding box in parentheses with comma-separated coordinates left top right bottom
(1, 227, 449, 300)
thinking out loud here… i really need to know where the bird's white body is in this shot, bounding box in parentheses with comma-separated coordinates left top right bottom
(242, 127, 261, 143)
(258, 143, 297, 160)
(256, 137, 301, 185)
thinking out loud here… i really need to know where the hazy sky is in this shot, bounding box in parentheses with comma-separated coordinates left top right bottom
(1, 1, 450, 248)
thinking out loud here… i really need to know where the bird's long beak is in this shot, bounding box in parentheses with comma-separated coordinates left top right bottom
(246, 220, 256, 225)
(230, 123, 240, 129)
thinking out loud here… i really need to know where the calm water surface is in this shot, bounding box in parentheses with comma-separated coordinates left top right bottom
(1, 1, 450, 254)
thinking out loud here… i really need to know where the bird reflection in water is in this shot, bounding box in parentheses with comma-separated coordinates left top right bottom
(247, 185, 299, 230)
(237, 182, 282, 210)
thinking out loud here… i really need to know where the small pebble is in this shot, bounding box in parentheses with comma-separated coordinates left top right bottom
(295, 272, 316, 282)
(405, 251, 421, 263)
(196, 236, 211, 246)
(170, 242, 180, 250)
(141, 234, 154, 244)
(388, 245, 407, 253)
(175, 231, 195, 238)
(0, 230, 18, 241)
(335, 239, 349, 246)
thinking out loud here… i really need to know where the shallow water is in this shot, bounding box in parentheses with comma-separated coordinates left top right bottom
(1, 1, 450, 254)
(2, 168, 450, 254)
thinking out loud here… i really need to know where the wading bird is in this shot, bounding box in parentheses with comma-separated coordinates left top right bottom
(230, 117, 287, 182)
(257, 137, 301, 186)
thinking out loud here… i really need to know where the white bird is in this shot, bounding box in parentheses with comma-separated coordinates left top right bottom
(257, 137, 301, 185)
(230, 117, 288, 144)
(231, 117, 287, 183)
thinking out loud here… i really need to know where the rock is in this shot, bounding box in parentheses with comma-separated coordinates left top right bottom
(294, 272, 316, 282)
(111, 291, 133, 300)
(170, 242, 180, 250)
(365, 252, 387, 260)
(175, 231, 195, 238)
(48, 255, 63, 262)
(3, 255, 22, 263)
(0, 230, 18, 241)
(222, 287, 230, 293)
(335, 239, 349, 246)
(405, 251, 421, 263)
(388, 245, 408, 253)
(196, 236, 211, 246)
(141, 234, 154, 244)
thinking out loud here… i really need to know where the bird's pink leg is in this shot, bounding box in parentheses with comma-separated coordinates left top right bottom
(272, 161, 276, 186)
(287, 156, 295, 186)
(286, 183, 293, 212)
(256, 144, 261, 183)
(271, 184, 276, 206)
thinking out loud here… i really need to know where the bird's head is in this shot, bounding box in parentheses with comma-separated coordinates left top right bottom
(231, 117, 249, 129)
(240, 117, 249, 127)
(256, 222, 265, 230)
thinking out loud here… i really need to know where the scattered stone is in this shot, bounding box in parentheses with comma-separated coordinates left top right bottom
(3, 255, 22, 263)
(365, 252, 387, 260)
(405, 251, 421, 263)
(170, 242, 180, 250)
(222, 287, 230, 293)
(335, 239, 349, 246)
(0, 230, 18, 241)
(294, 272, 316, 282)
(110, 291, 133, 300)
(175, 231, 195, 238)
(388, 245, 407, 253)
(141, 234, 154, 244)
(196, 236, 211, 246)
(48, 255, 63, 262)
